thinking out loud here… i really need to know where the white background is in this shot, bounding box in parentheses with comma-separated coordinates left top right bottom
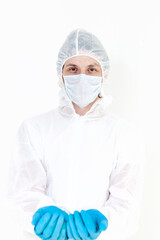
(0, 0, 159, 239)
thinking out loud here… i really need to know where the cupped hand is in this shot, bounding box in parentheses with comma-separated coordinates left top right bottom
(66, 209, 108, 240)
(31, 206, 68, 239)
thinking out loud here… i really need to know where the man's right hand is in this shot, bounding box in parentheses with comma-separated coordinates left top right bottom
(31, 205, 68, 239)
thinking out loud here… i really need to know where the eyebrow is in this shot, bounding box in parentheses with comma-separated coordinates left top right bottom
(65, 63, 100, 68)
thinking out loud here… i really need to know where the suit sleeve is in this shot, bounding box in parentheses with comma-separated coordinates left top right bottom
(6, 118, 68, 235)
(97, 122, 146, 239)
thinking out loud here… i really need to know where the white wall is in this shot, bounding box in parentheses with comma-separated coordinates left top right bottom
(0, 0, 159, 239)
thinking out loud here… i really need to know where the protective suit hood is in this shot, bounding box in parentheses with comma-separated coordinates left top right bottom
(56, 28, 113, 119)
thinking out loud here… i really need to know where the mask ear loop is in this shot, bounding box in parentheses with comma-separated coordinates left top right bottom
(98, 70, 105, 98)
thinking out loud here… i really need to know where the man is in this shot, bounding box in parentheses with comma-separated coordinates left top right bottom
(7, 28, 146, 240)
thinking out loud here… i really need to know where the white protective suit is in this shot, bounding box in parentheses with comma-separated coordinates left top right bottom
(7, 28, 146, 240)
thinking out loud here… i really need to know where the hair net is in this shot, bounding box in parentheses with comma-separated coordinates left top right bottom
(56, 28, 110, 88)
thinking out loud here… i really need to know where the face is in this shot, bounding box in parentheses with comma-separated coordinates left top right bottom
(62, 55, 103, 84)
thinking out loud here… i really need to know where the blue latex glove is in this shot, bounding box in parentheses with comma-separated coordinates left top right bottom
(83, 209, 108, 233)
(31, 206, 68, 239)
(67, 211, 93, 240)
(67, 209, 108, 240)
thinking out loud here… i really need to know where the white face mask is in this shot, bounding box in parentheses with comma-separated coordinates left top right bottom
(63, 74, 102, 108)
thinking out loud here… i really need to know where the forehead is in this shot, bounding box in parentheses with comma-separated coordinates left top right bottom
(64, 55, 101, 68)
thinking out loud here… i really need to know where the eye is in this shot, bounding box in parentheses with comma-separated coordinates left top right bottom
(89, 68, 97, 72)
(69, 67, 77, 72)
